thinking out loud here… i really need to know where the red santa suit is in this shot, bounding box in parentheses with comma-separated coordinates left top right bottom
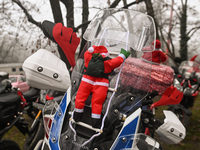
(142, 39, 167, 64)
(74, 46, 126, 122)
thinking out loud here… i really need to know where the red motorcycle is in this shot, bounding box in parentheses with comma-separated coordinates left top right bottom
(169, 60, 200, 127)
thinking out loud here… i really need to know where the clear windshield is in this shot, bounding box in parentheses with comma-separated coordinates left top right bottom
(178, 61, 200, 79)
(71, 9, 156, 118)
(111, 133, 160, 150)
(9, 77, 17, 83)
(83, 8, 156, 52)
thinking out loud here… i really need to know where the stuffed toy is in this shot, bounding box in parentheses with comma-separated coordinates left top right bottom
(142, 39, 167, 64)
(73, 45, 130, 128)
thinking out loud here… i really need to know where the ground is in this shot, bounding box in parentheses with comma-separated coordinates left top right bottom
(2, 95, 200, 150)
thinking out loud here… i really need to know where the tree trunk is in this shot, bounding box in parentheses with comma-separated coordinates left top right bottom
(60, 0, 74, 28)
(79, 0, 89, 56)
(179, 2, 189, 61)
(144, 0, 160, 39)
(49, 0, 71, 69)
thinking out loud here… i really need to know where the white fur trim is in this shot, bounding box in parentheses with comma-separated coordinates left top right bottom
(91, 113, 101, 119)
(82, 77, 109, 87)
(88, 47, 94, 53)
(118, 54, 126, 60)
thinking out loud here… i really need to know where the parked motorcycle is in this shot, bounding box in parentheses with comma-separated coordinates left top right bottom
(169, 60, 200, 127)
(22, 8, 186, 150)
(0, 79, 29, 150)
(23, 87, 41, 119)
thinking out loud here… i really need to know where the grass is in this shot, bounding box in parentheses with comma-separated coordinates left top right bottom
(2, 95, 200, 150)
(154, 94, 200, 150)
(2, 114, 33, 150)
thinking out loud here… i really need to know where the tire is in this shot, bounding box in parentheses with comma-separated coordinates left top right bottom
(0, 139, 20, 150)
(174, 109, 190, 128)
(23, 118, 45, 150)
(27, 104, 38, 119)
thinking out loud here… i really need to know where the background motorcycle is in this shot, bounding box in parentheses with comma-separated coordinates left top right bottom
(0, 79, 29, 150)
(169, 60, 200, 127)
(23, 87, 41, 119)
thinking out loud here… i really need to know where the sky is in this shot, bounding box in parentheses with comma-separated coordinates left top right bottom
(25, 0, 200, 28)
(1, 0, 200, 63)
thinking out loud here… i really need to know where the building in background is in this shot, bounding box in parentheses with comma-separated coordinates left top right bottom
(0, 63, 24, 75)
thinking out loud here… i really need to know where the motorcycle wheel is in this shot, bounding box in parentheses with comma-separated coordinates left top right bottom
(27, 104, 38, 119)
(174, 109, 190, 128)
(23, 118, 45, 150)
(0, 139, 20, 150)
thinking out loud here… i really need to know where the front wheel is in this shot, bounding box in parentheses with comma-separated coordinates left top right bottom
(174, 109, 190, 128)
(0, 139, 20, 150)
(23, 118, 45, 150)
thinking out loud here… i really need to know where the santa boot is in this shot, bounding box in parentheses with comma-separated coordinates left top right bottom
(73, 111, 83, 122)
(92, 118, 101, 128)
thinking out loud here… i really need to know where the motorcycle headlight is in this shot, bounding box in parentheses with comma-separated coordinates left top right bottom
(183, 84, 198, 95)
(173, 78, 183, 92)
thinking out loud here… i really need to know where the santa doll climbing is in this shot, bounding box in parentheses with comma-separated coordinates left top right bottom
(73, 45, 130, 128)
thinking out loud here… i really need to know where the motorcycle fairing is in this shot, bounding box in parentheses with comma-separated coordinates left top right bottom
(110, 108, 141, 149)
(42, 88, 71, 150)
(111, 134, 160, 150)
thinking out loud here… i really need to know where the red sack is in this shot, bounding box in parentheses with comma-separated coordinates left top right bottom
(120, 58, 174, 95)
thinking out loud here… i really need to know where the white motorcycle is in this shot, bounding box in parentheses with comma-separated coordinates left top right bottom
(22, 8, 186, 150)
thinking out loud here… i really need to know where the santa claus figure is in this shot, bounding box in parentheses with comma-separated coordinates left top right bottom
(142, 39, 167, 64)
(73, 45, 130, 128)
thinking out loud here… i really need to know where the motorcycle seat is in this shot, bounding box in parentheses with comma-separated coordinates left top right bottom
(23, 87, 40, 102)
(0, 92, 21, 105)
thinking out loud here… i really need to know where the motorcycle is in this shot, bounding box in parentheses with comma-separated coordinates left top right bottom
(23, 87, 41, 119)
(0, 79, 29, 150)
(169, 60, 200, 127)
(22, 8, 186, 150)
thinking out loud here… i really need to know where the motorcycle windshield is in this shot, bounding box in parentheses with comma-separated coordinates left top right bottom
(111, 133, 160, 150)
(83, 9, 156, 52)
(178, 61, 200, 78)
(72, 9, 156, 117)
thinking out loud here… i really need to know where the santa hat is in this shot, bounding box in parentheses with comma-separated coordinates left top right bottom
(88, 45, 109, 57)
(152, 39, 161, 49)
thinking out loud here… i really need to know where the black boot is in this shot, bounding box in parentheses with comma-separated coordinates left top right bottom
(92, 118, 101, 128)
(73, 112, 83, 122)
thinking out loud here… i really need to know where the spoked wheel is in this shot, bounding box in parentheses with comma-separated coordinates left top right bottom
(0, 139, 20, 150)
(174, 109, 190, 128)
(23, 118, 45, 150)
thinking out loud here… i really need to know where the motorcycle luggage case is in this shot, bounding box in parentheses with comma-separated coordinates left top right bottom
(22, 49, 70, 92)
(0, 92, 21, 127)
(121, 57, 174, 95)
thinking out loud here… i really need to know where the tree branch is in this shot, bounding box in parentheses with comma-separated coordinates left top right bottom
(73, 0, 144, 32)
(187, 26, 200, 37)
(12, 0, 42, 29)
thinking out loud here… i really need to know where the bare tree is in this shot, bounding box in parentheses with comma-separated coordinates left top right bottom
(7, 0, 160, 68)
(157, 0, 200, 63)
